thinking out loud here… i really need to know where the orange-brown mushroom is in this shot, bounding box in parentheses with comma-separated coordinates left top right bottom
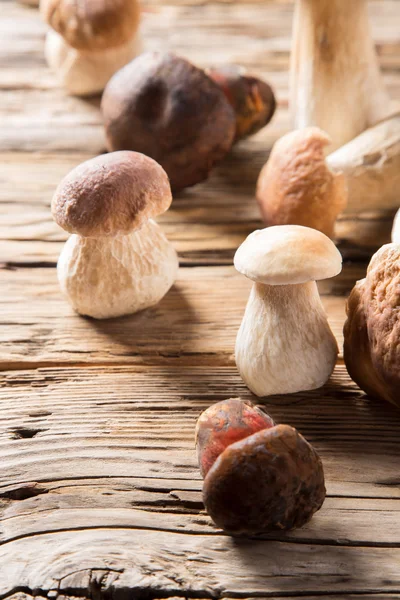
(207, 64, 276, 141)
(256, 128, 347, 239)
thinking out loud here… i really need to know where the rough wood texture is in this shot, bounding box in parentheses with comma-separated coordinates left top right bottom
(1, 0, 400, 597)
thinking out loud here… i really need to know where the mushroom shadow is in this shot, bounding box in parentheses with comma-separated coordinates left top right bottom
(86, 284, 197, 365)
(226, 531, 361, 596)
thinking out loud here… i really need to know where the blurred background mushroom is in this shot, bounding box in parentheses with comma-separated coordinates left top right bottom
(256, 128, 347, 238)
(40, 0, 141, 96)
(327, 113, 400, 214)
(101, 52, 237, 192)
(290, 0, 392, 152)
(206, 64, 276, 142)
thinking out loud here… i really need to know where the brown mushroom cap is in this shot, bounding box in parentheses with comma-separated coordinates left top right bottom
(101, 52, 236, 192)
(203, 424, 325, 536)
(195, 398, 275, 478)
(256, 128, 347, 238)
(52, 151, 172, 237)
(207, 64, 276, 141)
(344, 243, 400, 408)
(41, 0, 140, 52)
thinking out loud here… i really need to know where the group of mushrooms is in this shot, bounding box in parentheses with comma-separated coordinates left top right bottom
(18, 0, 400, 536)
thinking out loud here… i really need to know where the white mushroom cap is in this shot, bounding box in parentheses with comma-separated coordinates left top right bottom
(234, 225, 342, 285)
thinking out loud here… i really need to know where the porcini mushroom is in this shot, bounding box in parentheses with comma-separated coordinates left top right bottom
(40, 0, 141, 96)
(101, 52, 236, 192)
(256, 128, 347, 238)
(207, 64, 276, 141)
(327, 114, 400, 213)
(195, 398, 275, 478)
(343, 243, 400, 408)
(392, 209, 400, 243)
(52, 151, 178, 319)
(196, 399, 326, 536)
(290, 0, 392, 151)
(235, 225, 342, 397)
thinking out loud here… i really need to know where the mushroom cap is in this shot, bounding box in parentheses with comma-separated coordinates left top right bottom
(52, 151, 172, 237)
(234, 225, 342, 285)
(256, 127, 347, 238)
(207, 64, 276, 141)
(101, 52, 236, 192)
(195, 398, 275, 478)
(40, 0, 140, 52)
(203, 424, 326, 535)
(343, 243, 400, 408)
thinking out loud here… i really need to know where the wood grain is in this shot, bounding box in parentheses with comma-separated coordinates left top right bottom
(0, 264, 358, 369)
(1, 0, 400, 597)
(0, 363, 400, 597)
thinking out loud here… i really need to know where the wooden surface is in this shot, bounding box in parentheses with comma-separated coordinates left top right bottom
(1, 0, 400, 598)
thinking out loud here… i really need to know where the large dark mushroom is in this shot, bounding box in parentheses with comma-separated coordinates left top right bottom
(101, 52, 236, 192)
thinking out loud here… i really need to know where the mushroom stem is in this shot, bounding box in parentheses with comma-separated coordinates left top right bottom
(58, 219, 178, 319)
(327, 114, 400, 213)
(45, 30, 141, 96)
(235, 281, 337, 397)
(290, 0, 391, 151)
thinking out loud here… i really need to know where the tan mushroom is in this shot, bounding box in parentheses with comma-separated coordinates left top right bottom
(52, 151, 178, 319)
(40, 0, 141, 96)
(343, 243, 400, 408)
(234, 225, 342, 397)
(256, 127, 347, 238)
(290, 0, 392, 151)
(327, 114, 400, 213)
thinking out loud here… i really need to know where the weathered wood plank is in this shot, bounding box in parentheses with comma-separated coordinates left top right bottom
(0, 265, 357, 368)
(2, 528, 400, 599)
(0, 152, 394, 266)
(0, 364, 399, 500)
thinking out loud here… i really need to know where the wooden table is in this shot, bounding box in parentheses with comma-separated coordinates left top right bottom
(1, 0, 400, 597)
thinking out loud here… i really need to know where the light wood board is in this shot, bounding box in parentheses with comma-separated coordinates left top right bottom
(1, 0, 400, 598)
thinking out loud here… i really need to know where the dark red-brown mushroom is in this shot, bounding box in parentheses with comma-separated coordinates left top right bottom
(196, 399, 326, 536)
(101, 52, 236, 192)
(195, 397, 275, 478)
(207, 64, 276, 141)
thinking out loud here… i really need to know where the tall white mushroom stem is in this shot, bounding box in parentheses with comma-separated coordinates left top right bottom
(290, 0, 391, 152)
(58, 219, 178, 319)
(235, 281, 338, 397)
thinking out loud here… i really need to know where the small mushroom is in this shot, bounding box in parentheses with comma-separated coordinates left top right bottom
(195, 397, 275, 478)
(196, 399, 326, 536)
(207, 64, 276, 141)
(327, 114, 400, 214)
(101, 52, 236, 192)
(392, 209, 400, 243)
(40, 0, 141, 96)
(235, 225, 342, 397)
(52, 151, 178, 319)
(290, 0, 392, 151)
(343, 243, 400, 408)
(256, 128, 347, 238)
